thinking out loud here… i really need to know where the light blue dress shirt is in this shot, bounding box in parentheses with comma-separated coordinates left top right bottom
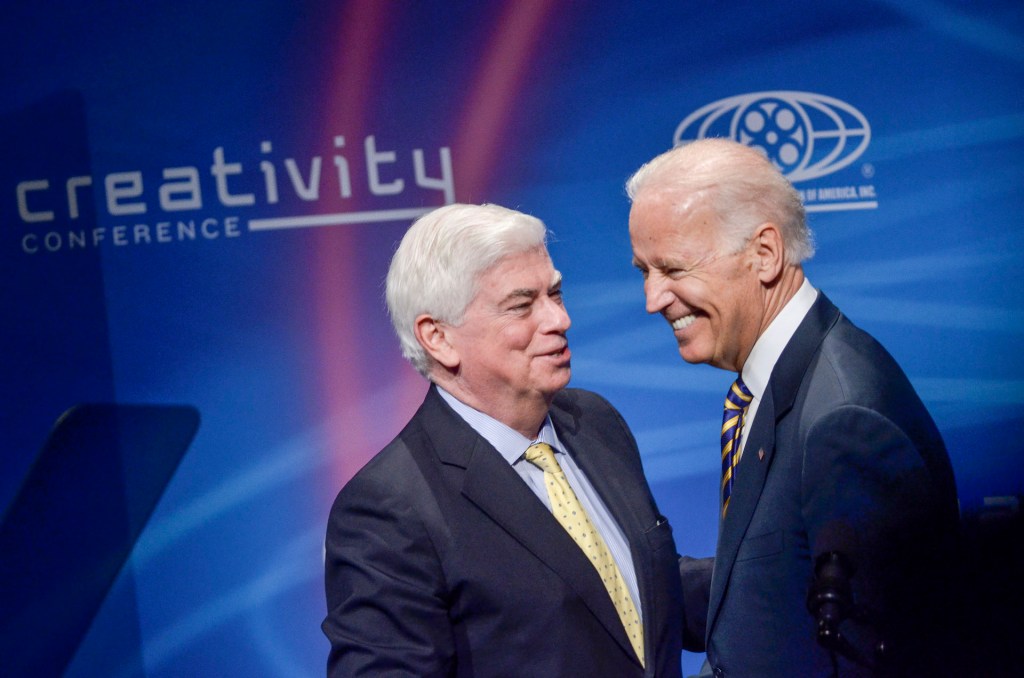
(437, 387, 642, 618)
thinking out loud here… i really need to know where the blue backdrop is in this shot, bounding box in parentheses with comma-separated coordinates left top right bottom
(2, 1, 1022, 675)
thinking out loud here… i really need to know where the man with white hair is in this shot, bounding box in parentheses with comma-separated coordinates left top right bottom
(323, 203, 708, 677)
(627, 139, 960, 677)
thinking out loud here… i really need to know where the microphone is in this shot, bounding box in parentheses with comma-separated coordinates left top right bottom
(806, 521, 881, 671)
(808, 550, 854, 651)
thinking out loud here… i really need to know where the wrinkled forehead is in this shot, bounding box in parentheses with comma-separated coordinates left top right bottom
(630, 195, 723, 257)
(472, 246, 560, 296)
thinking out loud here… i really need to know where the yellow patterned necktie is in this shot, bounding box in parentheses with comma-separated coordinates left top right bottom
(524, 442, 644, 667)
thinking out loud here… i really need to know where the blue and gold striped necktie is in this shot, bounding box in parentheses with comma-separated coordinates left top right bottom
(721, 377, 753, 518)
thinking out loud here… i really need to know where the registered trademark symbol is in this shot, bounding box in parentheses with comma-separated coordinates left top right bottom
(862, 163, 875, 178)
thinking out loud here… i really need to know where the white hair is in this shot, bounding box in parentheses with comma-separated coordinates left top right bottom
(385, 203, 548, 376)
(626, 138, 814, 264)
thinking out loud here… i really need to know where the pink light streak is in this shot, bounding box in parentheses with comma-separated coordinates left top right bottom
(317, 0, 563, 488)
(313, 0, 393, 489)
(452, 0, 561, 201)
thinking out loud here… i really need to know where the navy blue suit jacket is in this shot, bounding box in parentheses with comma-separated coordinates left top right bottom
(323, 386, 700, 677)
(704, 294, 959, 677)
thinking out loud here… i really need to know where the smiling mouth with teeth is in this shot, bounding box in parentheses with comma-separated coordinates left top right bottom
(671, 314, 696, 331)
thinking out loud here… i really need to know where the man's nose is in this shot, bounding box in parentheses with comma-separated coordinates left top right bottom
(542, 296, 571, 333)
(644, 275, 672, 315)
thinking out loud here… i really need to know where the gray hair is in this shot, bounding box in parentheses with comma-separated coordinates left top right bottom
(625, 138, 814, 264)
(385, 203, 548, 376)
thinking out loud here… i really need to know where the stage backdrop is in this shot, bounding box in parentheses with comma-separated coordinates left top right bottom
(2, 1, 1022, 676)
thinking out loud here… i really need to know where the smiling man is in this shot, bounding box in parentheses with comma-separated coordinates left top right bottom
(323, 203, 703, 677)
(627, 139, 960, 677)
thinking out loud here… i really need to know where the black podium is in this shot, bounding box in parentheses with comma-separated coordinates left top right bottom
(0, 404, 199, 677)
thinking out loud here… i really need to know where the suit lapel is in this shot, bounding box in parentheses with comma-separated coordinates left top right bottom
(550, 400, 648, 664)
(555, 403, 652, 609)
(555, 401, 648, 549)
(423, 388, 638, 664)
(706, 294, 841, 639)
(706, 387, 777, 635)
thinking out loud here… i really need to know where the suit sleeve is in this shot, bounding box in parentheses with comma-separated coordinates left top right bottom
(800, 404, 945, 637)
(679, 555, 713, 651)
(322, 471, 454, 678)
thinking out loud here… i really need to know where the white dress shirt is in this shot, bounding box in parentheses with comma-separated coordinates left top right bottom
(737, 278, 819, 459)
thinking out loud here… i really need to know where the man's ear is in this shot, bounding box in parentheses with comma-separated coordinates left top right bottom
(414, 314, 460, 369)
(752, 222, 786, 284)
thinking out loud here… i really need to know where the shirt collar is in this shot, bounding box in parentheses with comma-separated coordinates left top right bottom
(436, 386, 561, 464)
(741, 278, 818, 401)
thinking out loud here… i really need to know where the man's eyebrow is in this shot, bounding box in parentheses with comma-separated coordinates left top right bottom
(499, 287, 539, 305)
(498, 271, 563, 305)
(634, 255, 671, 270)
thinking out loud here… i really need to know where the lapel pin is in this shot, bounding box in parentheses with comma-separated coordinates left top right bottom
(758, 448, 765, 461)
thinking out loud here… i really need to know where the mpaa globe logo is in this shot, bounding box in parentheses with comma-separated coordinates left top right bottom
(674, 91, 871, 183)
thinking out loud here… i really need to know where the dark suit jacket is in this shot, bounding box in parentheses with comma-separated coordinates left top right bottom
(704, 293, 959, 677)
(323, 386, 701, 677)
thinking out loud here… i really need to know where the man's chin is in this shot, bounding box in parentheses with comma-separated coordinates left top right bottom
(545, 367, 572, 394)
(677, 345, 708, 366)
(556, 366, 572, 387)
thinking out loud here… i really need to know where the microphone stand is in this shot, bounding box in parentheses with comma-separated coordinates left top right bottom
(807, 552, 887, 676)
